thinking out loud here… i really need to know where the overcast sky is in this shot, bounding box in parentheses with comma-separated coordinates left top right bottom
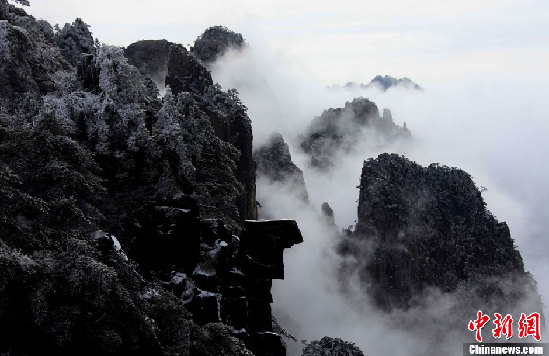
(24, 0, 549, 84)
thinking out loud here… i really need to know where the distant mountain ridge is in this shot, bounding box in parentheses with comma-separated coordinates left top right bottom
(331, 75, 423, 91)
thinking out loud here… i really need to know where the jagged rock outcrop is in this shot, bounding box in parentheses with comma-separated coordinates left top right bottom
(166, 44, 213, 94)
(125, 39, 171, 89)
(166, 45, 257, 221)
(129, 206, 303, 356)
(0, 4, 70, 105)
(0, 3, 296, 355)
(338, 153, 541, 315)
(76, 52, 100, 92)
(55, 18, 95, 66)
(365, 75, 422, 91)
(122, 37, 257, 223)
(254, 133, 309, 202)
(300, 98, 411, 169)
(320, 202, 336, 227)
(191, 26, 245, 65)
(302, 337, 365, 356)
(241, 220, 303, 356)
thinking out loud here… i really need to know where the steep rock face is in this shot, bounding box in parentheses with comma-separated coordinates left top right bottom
(300, 98, 410, 169)
(166, 45, 257, 221)
(123, 38, 258, 222)
(191, 26, 245, 65)
(199, 85, 257, 222)
(0, 4, 69, 105)
(166, 44, 213, 95)
(254, 133, 309, 203)
(339, 153, 541, 314)
(76, 53, 101, 92)
(321, 202, 336, 227)
(0, 4, 295, 355)
(128, 204, 303, 356)
(124, 39, 171, 89)
(55, 18, 95, 66)
(241, 220, 303, 356)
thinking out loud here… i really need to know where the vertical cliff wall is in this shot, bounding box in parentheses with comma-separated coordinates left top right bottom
(0, 3, 294, 355)
(339, 153, 541, 316)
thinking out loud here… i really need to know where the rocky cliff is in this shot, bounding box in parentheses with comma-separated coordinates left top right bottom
(124, 35, 257, 224)
(0, 3, 69, 104)
(191, 25, 246, 65)
(125, 39, 171, 90)
(0, 2, 296, 355)
(55, 18, 95, 66)
(300, 98, 411, 169)
(338, 153, 541, 315)
(254, 133, 309, 203)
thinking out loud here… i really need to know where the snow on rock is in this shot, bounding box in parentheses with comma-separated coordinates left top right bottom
(204, 238, 230, 265)
(197, 289, 220, 298)
(229, 268, 244, 276)
(92, 230, 129, 261)
(170, 272, 187, 285)
(140, 288, 160, 300)
(166, 272, 196, 305)
(156, 205, 191, 214)
(193, 263, 216, 277)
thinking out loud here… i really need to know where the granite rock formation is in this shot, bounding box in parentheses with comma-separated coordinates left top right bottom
(191, 26, 246, 65)
(0, 4, 70, 104)
(241, 220, 304, 355)
(254, 133, 309, 203)
(55, 18, 95, 66)
(338, 153, 541, 315)
(124, 37, 257, 223)
(320, 202, 336, 227)
(300, 98, 411, 169)
(125, 39, 171, 90)
(165, 44, 214, 95)
(0, 2, 297, 355)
